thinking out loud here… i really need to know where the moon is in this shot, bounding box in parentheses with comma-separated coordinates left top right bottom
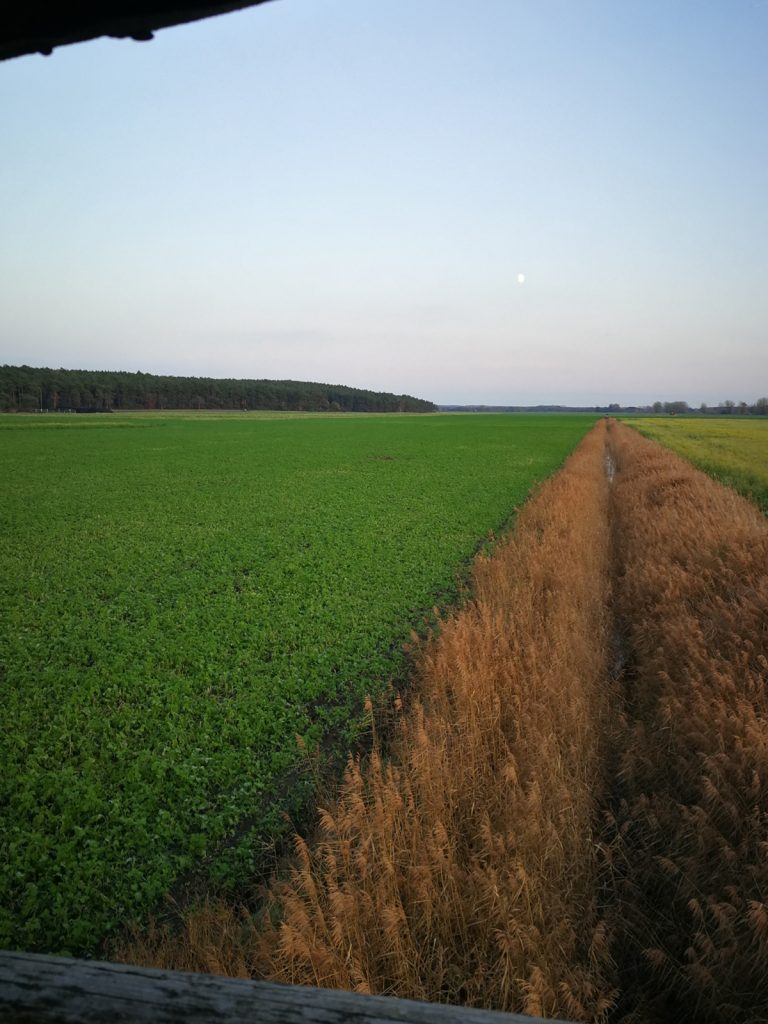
(517, 273, 526, 285)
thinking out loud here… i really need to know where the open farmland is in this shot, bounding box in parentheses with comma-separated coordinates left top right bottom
(0, 411, 595, 954)
(120, 420, 768, 1023)
(623, 416, 768, 513)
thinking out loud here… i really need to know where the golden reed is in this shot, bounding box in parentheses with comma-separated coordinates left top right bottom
(604, 421, 768, 1024)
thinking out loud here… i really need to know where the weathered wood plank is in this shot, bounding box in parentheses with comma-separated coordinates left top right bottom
(0, 951, 573, 1024)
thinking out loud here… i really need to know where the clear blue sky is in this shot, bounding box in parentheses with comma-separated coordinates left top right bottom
(1, 0, 766, 405)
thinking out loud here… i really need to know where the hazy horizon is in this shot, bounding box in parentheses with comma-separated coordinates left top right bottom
(2, 1, 766, 406)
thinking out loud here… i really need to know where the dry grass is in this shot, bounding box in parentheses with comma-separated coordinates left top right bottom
(116, 421, 617, 1021)
(605, 421, 768, 1024)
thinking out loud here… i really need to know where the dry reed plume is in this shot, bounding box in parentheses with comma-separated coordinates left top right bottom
(606, 421, 768, 1024)
(117, 421, 617, 1021)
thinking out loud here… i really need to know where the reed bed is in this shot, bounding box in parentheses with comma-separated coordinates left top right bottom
(605, 420, 768, 1024)
(117, 421, 617, 1021)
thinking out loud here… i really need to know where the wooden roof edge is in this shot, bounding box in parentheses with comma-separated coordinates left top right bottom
(0, 1, 272, 62)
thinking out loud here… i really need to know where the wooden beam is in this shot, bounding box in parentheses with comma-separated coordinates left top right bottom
(0, 950, 572, 1024)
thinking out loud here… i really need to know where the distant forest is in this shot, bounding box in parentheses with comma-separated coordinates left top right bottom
(0, 366, 436, 414)
(440, 399, 768, 415)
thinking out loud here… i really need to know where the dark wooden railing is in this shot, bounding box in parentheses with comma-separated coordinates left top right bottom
(0, 950, 575, 1024)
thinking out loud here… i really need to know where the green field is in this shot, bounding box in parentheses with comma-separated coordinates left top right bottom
(623, 417, 768, 513)
(1, 411, 595, 954)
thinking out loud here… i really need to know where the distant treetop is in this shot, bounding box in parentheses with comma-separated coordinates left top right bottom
(0, 365, 436, 414)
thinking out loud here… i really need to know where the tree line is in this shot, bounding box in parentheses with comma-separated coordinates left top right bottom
(648, 399, 768, 415)
(441, 400, 768, 415)
(0, 366, 436, 414)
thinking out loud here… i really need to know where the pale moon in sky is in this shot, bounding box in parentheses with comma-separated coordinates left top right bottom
(517, 273, 526, 284)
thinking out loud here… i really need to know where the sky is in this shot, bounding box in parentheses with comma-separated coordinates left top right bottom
(1, 0, 767, 406)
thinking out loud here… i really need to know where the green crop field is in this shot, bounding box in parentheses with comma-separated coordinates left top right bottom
(623, 417, 768, 513)
(1, 411, 594, 954)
